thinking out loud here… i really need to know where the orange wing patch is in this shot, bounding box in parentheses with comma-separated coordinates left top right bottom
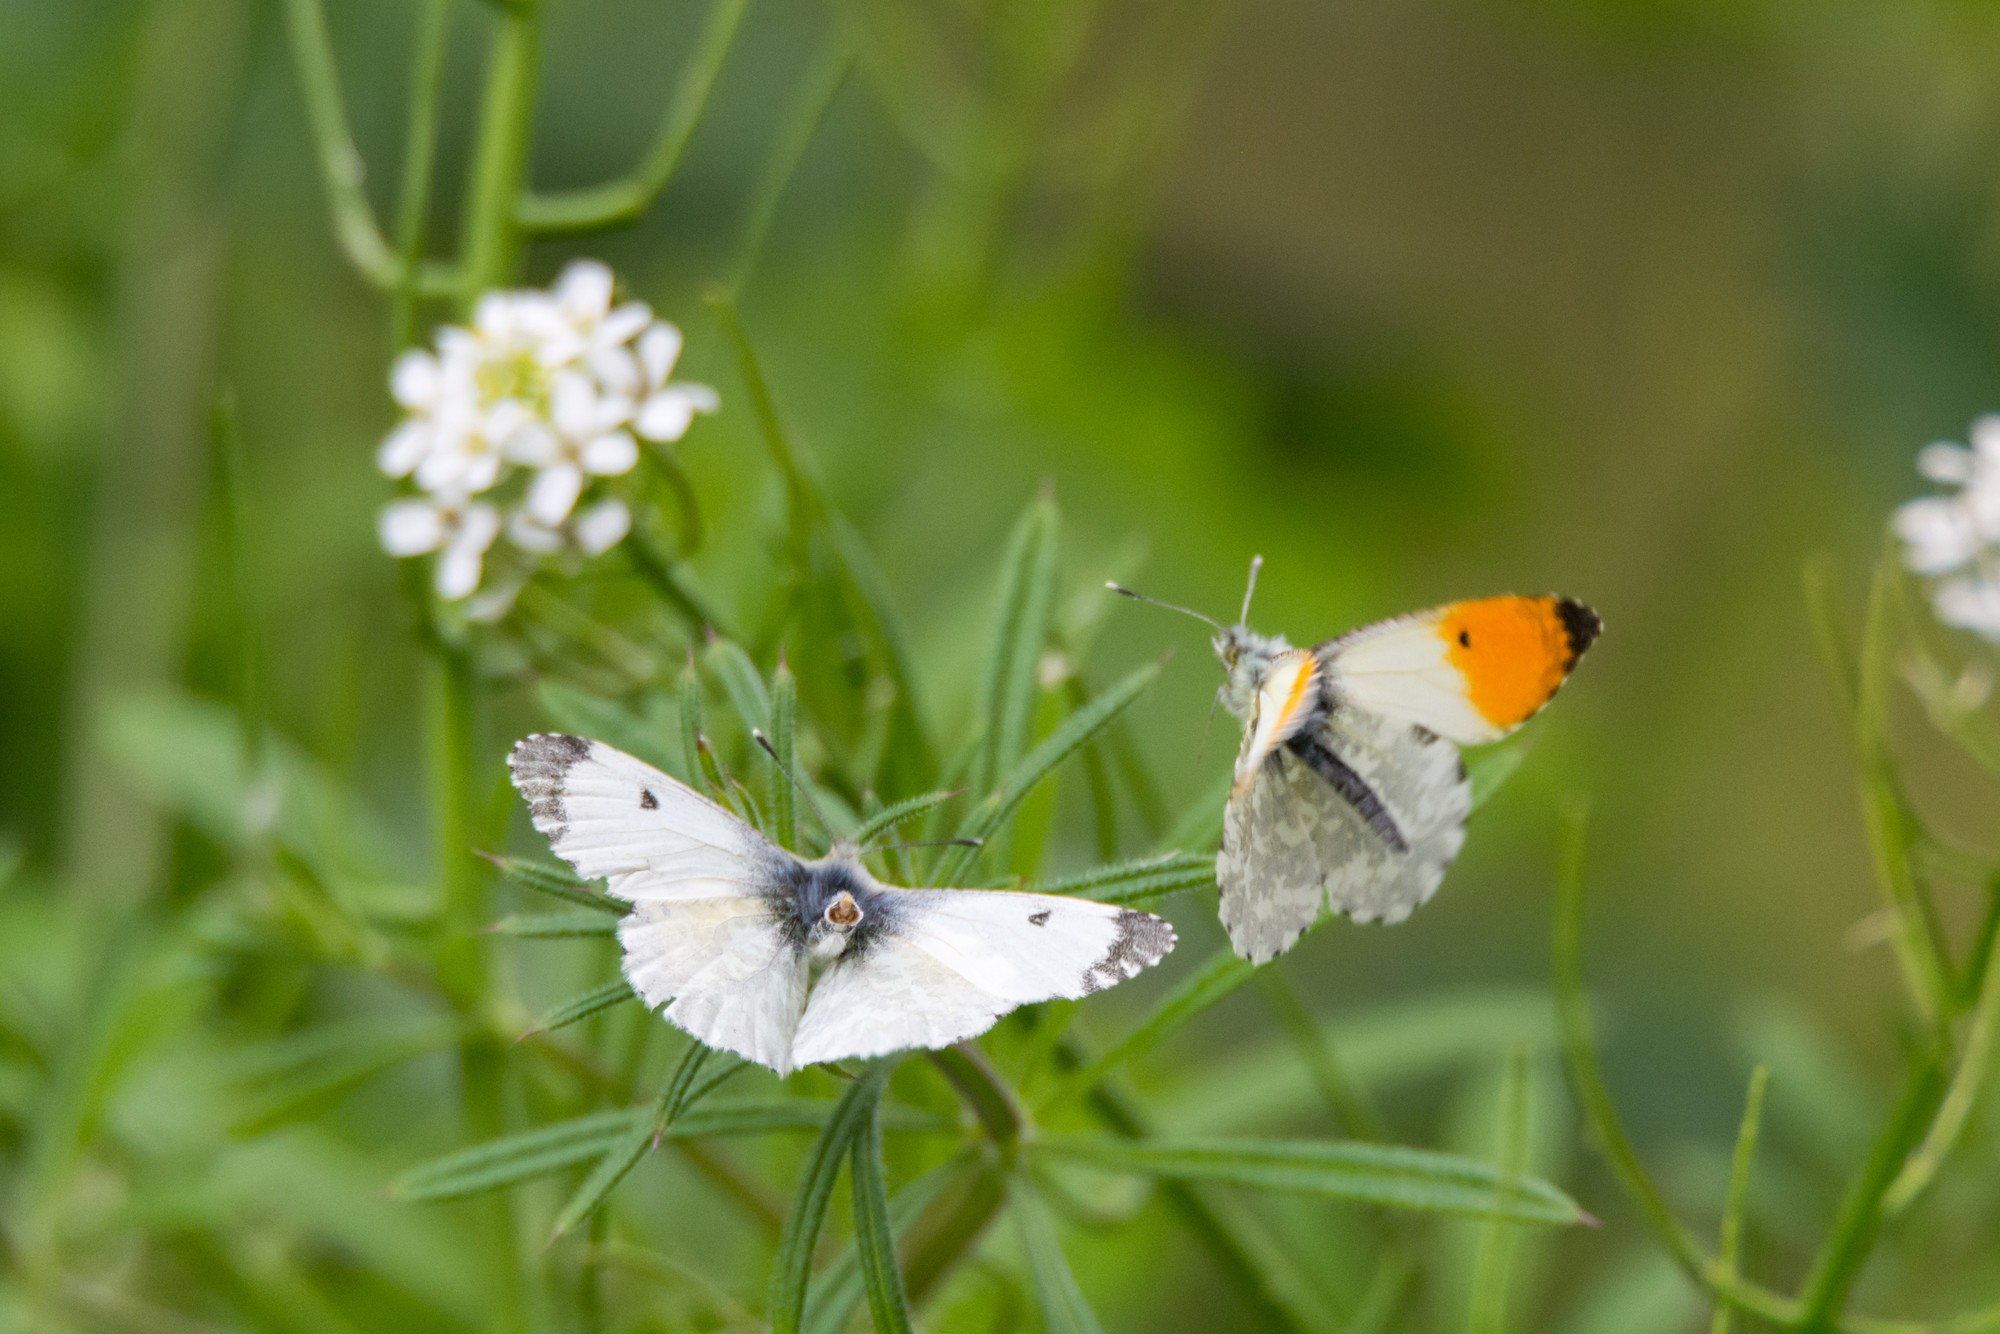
(1436, 596, 1600, 730)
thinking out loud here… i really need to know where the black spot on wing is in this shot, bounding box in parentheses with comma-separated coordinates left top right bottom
(508, 733, 593, 843)
(1285, 734, 1410, 854)
(1029, 909, 1050, 926)
(1555, 598, 1602, 665)
(640, 789, 658, 810)
(1081, 910, 1175, 994)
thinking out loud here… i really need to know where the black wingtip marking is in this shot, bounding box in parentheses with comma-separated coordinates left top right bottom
(508, 733, 593, 841)
(1554, 599, 1602, 664)
(1081, 910, 1175, 994)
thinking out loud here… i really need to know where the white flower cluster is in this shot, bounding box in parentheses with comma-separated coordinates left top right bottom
(376, 260, 718, 607)
(1896, 415, 2000, 641)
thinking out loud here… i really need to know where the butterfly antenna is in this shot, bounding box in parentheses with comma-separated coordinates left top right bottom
(1237, 554, 1264, 627)
(751, 729, 835, 849)
(1105, 581, 1223, 632)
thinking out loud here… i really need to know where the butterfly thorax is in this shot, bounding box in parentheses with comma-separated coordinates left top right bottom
(1213, 625, 1294, 721)
(767, 852, 894, 961)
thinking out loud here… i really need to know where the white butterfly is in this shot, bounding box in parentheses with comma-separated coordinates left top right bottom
(508, 734, 1177, 1075)
(1113, 559, 1599, 964)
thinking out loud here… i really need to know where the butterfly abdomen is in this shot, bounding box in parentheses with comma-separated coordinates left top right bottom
(1435, 595, 1600, 732)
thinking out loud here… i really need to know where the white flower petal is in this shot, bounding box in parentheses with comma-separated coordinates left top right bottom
(1971, 415, 2000, 460)
(461, 449, 505, 496)
(379, 499, 448, 556)
(507, 508, 564, 554)
(502, 420, 560, 467)
(377, 421, 432, 478)
(600, 302, 653, 347)
(1895, 497, 1981, 574)
(634, 383, 718, 441)
(587, 345, 643, 399)
(555, 260, 614, 321)
(573, 499, 631, 555)
(581, 430, 639, 476)
(390, 350, 441, 410)
(414, 447, 466, 493)
(527, 463, 585, 525)
(1917, 443, 1975, 485)
(465, 576, 523, 623)
(637, 323, 683, 386)
(1934, 575, 2000, 641)
(551, 371, 599, 439)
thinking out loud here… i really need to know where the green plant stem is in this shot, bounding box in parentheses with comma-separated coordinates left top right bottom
(1887, 899, 2000, 1215)
(1710, 1065, 1769, 1334)
(459, 0, 541, 303)
(927, 1045, 1022, 1152)
(516, 0, 748, 233)
(728, 36, 854, 294)
(390, 0, 451, 348)
(282, 0, 456, 294)
(1796, 1053, 1947, 1330)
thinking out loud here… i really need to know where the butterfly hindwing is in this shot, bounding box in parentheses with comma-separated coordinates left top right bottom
(621, 898, 808, 1074)
(1218, 709, 1469, 963)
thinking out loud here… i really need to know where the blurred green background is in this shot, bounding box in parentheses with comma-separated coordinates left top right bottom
(7, 0, 2000, 1329)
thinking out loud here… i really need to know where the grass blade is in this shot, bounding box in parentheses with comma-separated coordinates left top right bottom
(548, 1045, 716, 1243)
(523, 979, 636, 1037)
(1710, 1064, 1769, 1334)
(771, 1061, 896, 1334)
(1036, 1136, 1588, 1226)
(231, 1015, 460, 1136)
(706, 637, 772, 735)
(392, 1109, 647, 1201)
(977, 495, 1059, 798)
(487, 910, 618, 938)
(1042, 949, 1254, 1109)
(803, 1150, 976, 1334)
(771, 657, 799, 850)
(1030, 851, 1214, 907)
(1466, 741, 1527, 813)
(852, 790, 962, 848)
(1012, 1172, 1105, 1334)
(480, 853, 628, 914)
(1468, 1045, 1533, 1334)
(850, 1098, 914, 1334)
(934, 658, 1162, 885)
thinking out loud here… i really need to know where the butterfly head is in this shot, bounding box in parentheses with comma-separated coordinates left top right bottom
(790, 855, 879, 960)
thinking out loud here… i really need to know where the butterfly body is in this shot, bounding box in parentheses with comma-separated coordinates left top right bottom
(509, 734, 1175, 1076)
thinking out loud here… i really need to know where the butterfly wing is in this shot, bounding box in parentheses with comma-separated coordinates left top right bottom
(1319, 595, 1600, 746)
(1217, 709, 1468, 963)
(508, 734, 809, 1074)
(789, 890, 1176, 1067)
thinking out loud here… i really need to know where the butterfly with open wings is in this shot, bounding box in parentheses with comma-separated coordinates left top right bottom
(1113, 558, 1600, 965)
(508, 734, 1176, 1076)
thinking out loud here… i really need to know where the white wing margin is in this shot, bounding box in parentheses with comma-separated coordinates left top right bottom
(789, 891, 1176, 1067)
(507, 734, 774, 902)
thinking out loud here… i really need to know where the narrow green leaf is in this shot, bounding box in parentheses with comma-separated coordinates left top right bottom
(524, 979, 636, 1037)
(1012, 1172, 1105, 1334)
(487, 910, 618, 939)
(1044, 949, 1254, 1109)
(1037, 1136, 1587, 1226)
(1031, 852, 1215, 907)
(1709, 1064, 1769, 1334)
(852, 790, 962, 848)
(935, 659, 1162, 885)
(771, 658, 799, 851)
(705, 637, 772, 734)
(827, 513, 936, 780)
(481, 853, 627, 914)
(771, 1061, 896, 1334)
(396, 1097, 915, 1204)
(850, 1100, 914, 1334)
(1886, 931, 2000, 1215)
(978, 496, 1059, 797)
(802, 1151, 976, 1334)
(392, 1109, 646, 1201)
(1468, 1045, 1534, 1334)
(548, 1045, 714, 1242)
